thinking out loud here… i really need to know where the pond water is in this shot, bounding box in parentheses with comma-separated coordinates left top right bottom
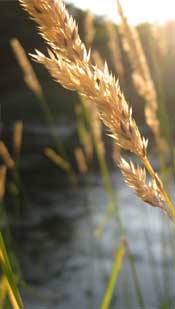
(10, 168, 175, 309)
(2, 123, 174, 308)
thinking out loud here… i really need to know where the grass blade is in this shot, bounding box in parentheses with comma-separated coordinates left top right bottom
(101, 240, 126, 309)
(0, 233, 23, 308)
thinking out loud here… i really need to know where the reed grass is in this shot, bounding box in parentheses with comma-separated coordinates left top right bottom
(101, 239, 126, 309)
(0, 233, 23, 309)
(13, 121, 23, 161)
(19, 0, 175, 218)
(0, 135, 24, 309)
(0, 140, 25, 214)
(0, 162, 22, 308)
(44, 147, 71, 171)
(83, 11, 120, 235)
(145, 26, 173, 181)
(0, 132, 23, 309)
(148, 25, 172, 146)
(105, 21, 124, 78)
(83, 12, 124, 236)
(0, 276, 7, 308)
(18, 1, 175, 308)
(116, 0, 169, 159)
(74, 147, 88, 174)
(0, 142, 15, 170)
(92, 50, 104, 71)
(0, 165, 7, 224)
(84, 10, 95, 50)
(0, 166, 7, 203)
(75, 103, 94, 161)
(116, 5, 174, 298)
(10, 38, 77, 185)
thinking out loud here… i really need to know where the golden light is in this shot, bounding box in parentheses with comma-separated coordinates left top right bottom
(67, 0, 175, 24)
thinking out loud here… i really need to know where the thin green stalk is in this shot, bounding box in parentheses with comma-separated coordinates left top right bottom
(80, 98, 145, 308)
(0, 275, 7, 308)
(0, 198, 22, 279)
(101, 241, 126, 309)
(0, 233, 23, 309)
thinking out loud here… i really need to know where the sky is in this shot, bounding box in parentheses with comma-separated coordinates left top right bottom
(66, 0, 175, 25)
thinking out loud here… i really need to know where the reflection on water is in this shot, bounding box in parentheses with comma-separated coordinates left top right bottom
(3, 125, 175, 308)
(9, 169, 175, 309)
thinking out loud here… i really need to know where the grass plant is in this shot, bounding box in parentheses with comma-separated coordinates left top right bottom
(0, 1, 171, 308)
(0, 140, 25, 214)
(18, 2, 175, 308)
(10, 38, 77, 185)
(116, 0, 170, 171)
(18, 0, 175, 217)
(0, 233, 23, 309)
(0, 165, 22, 308)
(105, 21, 124, 79)
(101, 239, 126, 309)
(74, 147, 88, 174)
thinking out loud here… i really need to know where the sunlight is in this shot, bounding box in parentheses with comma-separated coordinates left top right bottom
(66, 0, 175, 24)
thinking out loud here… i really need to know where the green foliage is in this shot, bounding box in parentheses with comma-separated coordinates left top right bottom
(0, 233, 23, 309)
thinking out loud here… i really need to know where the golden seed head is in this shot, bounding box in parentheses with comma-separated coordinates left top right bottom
(117, 0, 167, 152)
(19, 0, 147, 159)
(10, 38, 43, 97)
(118, 158, 166, 210)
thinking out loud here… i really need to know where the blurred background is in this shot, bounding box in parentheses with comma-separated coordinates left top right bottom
(1, 0, 175, 308)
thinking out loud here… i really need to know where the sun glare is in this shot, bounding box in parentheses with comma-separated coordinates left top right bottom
(66, 0, 175, 24)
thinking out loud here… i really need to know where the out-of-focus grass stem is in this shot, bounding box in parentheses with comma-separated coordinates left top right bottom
(10, 38, 77, 186)
(101, 240, 126, 309)
(81, 98, 145, 308)
(0, 233, 23, 309)
(37, 94, 77, 185)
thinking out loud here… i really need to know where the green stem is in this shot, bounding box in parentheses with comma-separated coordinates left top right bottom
(81, 97, 145, 309)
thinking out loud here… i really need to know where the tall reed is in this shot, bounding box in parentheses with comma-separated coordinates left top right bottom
(13, 121, 23, 162)
(146, 26, 172, 166)
(18, 1, 146, 306)
(0, 164, 22, 308)
(84, 10, 95, 50)
(19, 0, 174, 218)
(116, 4, 174, 295)
(0, 139, 25, 213)
(10, 38, 77, 185)
(0, 165, 7, 222)
(74, 103, 93, 161)
(44, 147, 71, 171)
(18, 0, 175, 306)
(83, 10, 117, 205)
(116, 0, 169, 159)
(101, 238, 126, 309)
(0, 234, 23, 309)
(105, 21, 124, 79)
(74, 147, 88, 174)
(148, 25, 172, 145)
